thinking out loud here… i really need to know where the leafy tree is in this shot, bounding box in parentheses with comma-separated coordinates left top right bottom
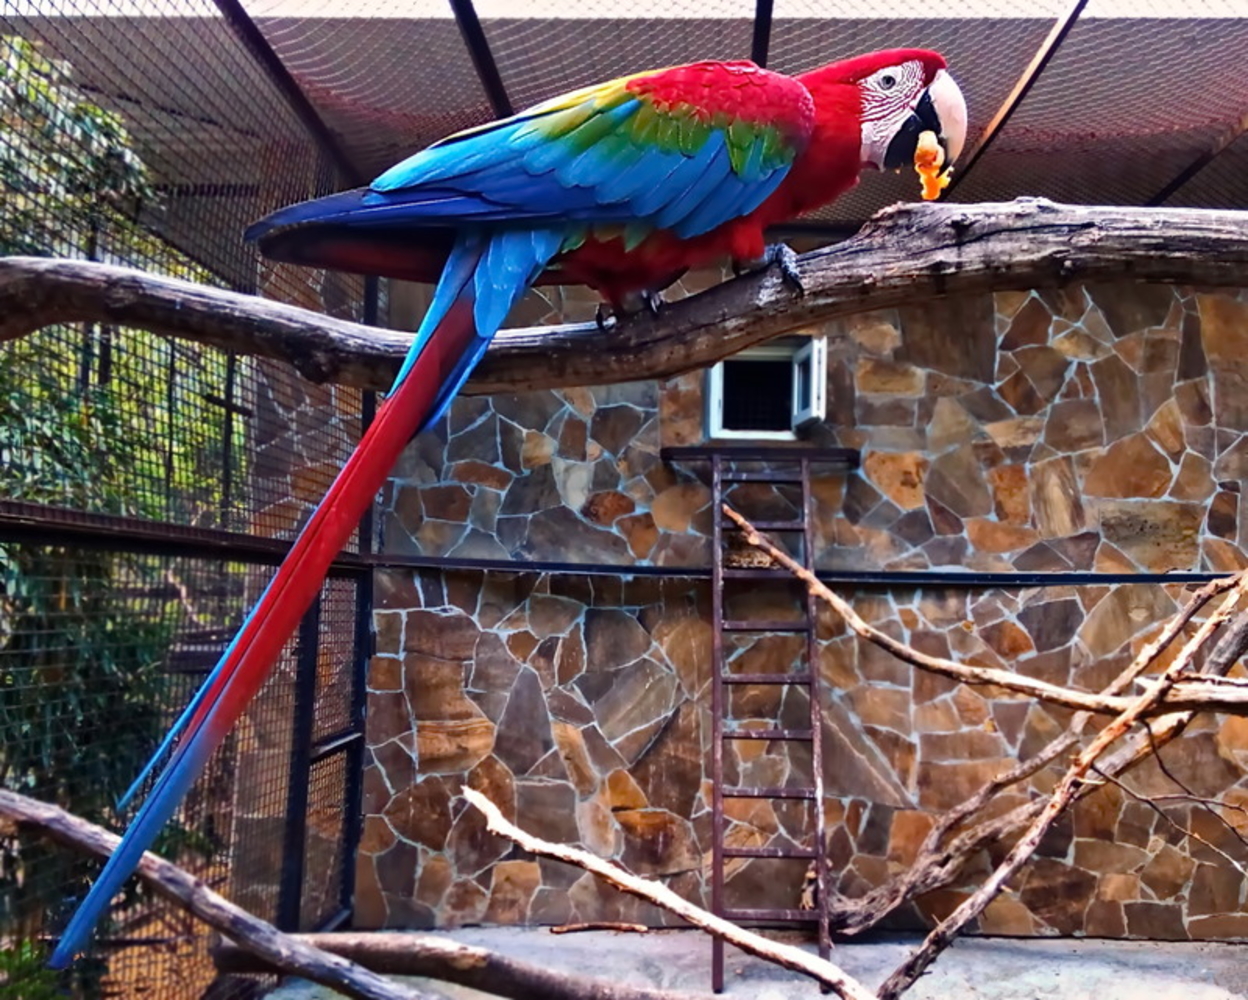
(0, 34, 232, 995)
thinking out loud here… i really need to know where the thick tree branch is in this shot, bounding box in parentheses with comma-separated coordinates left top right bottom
(461, 787, 876, 1000)
(0, 791, 433, 1000)
(213, 932, 710, 1000)
(4, 199, 1248, 393)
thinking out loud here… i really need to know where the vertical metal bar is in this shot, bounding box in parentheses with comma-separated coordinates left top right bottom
(210, 0, 362, 184)
(342, 276, 379, 923)
(164, 349, 178, 515)
(1147, 111, 1248, 206)
(78, 219, 100, 391)
(220, 353, 238, 530)
(750, 0, 774, 68)
(278, 595, 322, 931)
(803, 457, 830, 977)
(711, 454, 725, 994)
(97, 325, 113, 386)
(448, 0, 514, 118)
(946, 0, 1087, 194)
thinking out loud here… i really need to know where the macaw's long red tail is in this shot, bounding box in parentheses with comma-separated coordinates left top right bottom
(49, 227, 564, 968)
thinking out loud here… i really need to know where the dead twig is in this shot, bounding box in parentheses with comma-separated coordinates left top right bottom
(1089, 767, 1248, 878)
(550, 921, 650, 935)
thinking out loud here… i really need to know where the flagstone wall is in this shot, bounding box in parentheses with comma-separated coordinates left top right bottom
(356, 280, 1248, 940)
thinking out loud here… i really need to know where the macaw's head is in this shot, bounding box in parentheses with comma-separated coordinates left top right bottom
(800, 48, 967, 195)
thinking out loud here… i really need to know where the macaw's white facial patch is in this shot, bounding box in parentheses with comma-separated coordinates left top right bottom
(858, 58, 927, 169)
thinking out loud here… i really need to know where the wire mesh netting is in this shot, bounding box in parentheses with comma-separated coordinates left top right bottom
(0, 2, 370, 997)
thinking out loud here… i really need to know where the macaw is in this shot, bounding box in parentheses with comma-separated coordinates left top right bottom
(50, 47, 965, 966)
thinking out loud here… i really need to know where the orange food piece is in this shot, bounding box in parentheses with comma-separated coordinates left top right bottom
(915, 130, 949, 201)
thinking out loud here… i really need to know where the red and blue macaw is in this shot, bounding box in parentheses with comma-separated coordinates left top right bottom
(50, 48, 965, 966)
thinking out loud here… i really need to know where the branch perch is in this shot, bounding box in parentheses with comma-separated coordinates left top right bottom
(5, 199, 1248, 393)
(461, 787, 877, 1000)
(0, 790, 436, 1000)
(213, 932, 707, 1000)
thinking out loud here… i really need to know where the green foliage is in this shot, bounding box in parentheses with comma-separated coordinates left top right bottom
(0, 34, 157, 257)
(0, 33, 230, 985)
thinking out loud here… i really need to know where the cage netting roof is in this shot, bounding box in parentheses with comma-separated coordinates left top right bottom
(7, 0, 1247, 285)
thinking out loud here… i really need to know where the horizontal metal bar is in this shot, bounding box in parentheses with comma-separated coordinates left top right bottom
(0, 500, 367, 574)
(311, 728, 364, 763)
(723, 908, 819, 922)
(723, 786, 816, 800)
(17, 495, 1214, 591)
(722, 619, 810, 633)
(722, 519, 805, 531)
(724, 846, 817, 860)
(366, 552, 710, 578)
(723, 568, 797, 580)
(723, 728, 813, 741)
(662, 445, 860, 466)
(722, 672, 813, 685)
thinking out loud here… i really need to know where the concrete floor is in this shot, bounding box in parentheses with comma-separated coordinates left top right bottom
(267, 927, 1248, 999)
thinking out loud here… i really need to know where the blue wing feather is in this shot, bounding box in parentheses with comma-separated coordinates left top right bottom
(251, 77, 806, 251)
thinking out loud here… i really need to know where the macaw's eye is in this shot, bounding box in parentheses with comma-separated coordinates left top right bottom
(879, 74, 897, 90)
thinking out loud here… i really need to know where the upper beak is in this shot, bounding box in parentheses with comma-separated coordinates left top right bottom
(883, 69, 968, 174)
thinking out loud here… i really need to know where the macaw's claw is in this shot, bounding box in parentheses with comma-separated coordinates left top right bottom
(763, 242, 805, 296)
(595, 303, 615, 332)
(613, 288, 664, 319)
(735, 242, 805, 296)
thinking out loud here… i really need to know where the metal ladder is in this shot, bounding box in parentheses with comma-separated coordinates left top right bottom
(710, 450, 829, 993)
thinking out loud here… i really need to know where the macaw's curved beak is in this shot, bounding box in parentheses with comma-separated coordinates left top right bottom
(883, 68, 968, 174)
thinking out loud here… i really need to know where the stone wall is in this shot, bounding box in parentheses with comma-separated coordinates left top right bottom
(358, 281, 1248, 939)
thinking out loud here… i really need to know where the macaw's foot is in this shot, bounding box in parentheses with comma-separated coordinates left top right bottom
(607, 288, 664, 321)
(736, 242, 805, 296)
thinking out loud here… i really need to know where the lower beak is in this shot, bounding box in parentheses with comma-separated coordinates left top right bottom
(883, 89, 946, 171)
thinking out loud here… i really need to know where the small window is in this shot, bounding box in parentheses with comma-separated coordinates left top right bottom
(706, 337, 827, 440)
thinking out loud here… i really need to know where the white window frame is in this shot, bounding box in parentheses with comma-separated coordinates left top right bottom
(705, 337, 827, 441)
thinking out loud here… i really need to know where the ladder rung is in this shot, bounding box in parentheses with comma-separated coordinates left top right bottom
(722, 568, 799, 580)
(722, 472, 804, 484)
(723, 727, 813, 741)
(723, 908, 819, 922)
(723, 846, 817, 859)
(722, 619, 810, 632)
(722, 672, 813, 685)
(721, 519, 805, 531)
(724, 786, 816, 800)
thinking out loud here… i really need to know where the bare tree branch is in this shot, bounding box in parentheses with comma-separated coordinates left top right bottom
(875, 573, 1248, 1000)
(724, 509, 1248, 939)
(5, 200, 1248, 393)
(0, 790, 434, 1000)
(461, 787, 877, 1000)
(724, 505, 1248, 717)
